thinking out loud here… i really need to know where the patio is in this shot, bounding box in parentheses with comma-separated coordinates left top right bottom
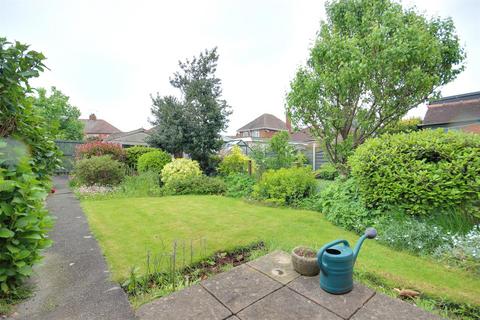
(137, 250, 441, 320)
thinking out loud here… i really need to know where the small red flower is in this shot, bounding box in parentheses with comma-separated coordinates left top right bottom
(51, 188, 56, 194)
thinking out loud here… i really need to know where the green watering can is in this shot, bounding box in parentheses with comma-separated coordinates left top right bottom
(317, 228, 377, 294)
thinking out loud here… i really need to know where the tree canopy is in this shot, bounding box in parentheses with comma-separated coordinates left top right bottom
(148, 48, 231, 172)
(33, 87, 84, 141)
(286, 0, 465, 170)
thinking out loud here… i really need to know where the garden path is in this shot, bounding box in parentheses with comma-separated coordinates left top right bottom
(10, 176, 134, 320)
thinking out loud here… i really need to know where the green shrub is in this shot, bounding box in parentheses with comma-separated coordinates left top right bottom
(349, 129, 480, 218)
(161, 158, 202, 186)
(74, 155, 125, 186)
(253, 167, 316, 205)
(0, 141, 53, 295)
(137, 150, 171, 175)
(162, 175, 226, 195)
(116, 171, 162, 197)
(314, 163, 338, 180)
(224, 173, 256, 198)
(125, 146, 157, 169)
(319, 178, 382, 233)
(218, 146, 252, 176)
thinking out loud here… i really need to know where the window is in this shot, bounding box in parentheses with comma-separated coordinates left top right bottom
(252, 130, 260, 137)
(242, 131, 249, 137)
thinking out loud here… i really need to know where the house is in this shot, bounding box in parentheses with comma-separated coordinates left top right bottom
(236, 113, 288, 138)
(420, 91, 480, 133)
(104, 128, 151, 147)
(227, 113, 327, 169)
(80, 113, 122, 139)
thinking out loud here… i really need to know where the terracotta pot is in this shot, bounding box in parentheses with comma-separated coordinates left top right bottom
(291, 246, 319, 276)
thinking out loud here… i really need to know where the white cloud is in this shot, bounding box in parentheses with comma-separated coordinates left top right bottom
(1, 0, 478, 133)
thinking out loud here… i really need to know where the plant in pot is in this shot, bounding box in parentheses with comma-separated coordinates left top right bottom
(291, 246, 319, 276)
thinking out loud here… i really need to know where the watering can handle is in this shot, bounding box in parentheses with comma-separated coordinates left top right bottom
(317, 239, 349, 276)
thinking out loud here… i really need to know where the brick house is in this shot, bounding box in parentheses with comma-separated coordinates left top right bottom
(79, 114, 122, 139)
(420, 91, 480, 133)
(236, 113, 288, 138)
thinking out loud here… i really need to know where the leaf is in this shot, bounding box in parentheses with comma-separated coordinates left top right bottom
(17, 265, 32, 276)
(1, 282, 9, 293)
(0, 228, 15, 238)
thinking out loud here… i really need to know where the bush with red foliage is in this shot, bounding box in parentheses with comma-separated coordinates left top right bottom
(75, 141, 126, 162)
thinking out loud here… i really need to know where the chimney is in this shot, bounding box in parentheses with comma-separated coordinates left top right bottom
(89, 113, 97, 120)
(286, 113, 292, 133)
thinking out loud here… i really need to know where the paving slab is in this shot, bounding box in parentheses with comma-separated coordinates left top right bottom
(200, 264, 282, 313)
(136, 284, 231, 320)
(351, 293, 443, 320)
(288, 275, 375, 319)
(247, 250, 299, 285)
(237, 287, 342, 320)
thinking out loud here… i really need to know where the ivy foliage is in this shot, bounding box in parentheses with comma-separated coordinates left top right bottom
(286, 0, 465, 169)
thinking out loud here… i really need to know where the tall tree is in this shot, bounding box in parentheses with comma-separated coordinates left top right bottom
(286, 0, 465, 171)
(33, 87, 84, 141)
(148, 48, 231, 172)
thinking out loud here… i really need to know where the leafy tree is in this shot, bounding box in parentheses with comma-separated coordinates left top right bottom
(286, 0, 465, 171)
(148, 48, 231, 172)
(381, 117, 422, 135)
(250, 131, 298, 173)
(33, 87, 84, 141)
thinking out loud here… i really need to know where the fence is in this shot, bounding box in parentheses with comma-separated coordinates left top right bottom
(55, 140, 84, 174)
(303, 143, 328, 170)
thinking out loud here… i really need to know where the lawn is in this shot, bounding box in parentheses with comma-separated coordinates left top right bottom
(81, 195, 480, 306)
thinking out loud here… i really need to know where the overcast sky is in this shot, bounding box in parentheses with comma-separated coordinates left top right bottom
(1, 0, 479, 134)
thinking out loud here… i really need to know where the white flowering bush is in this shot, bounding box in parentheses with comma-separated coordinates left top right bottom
(375, 217, 450, 254)
(77, 185, 115, 196)
(434, 225, 480, 267)
(161, 158, 202, 186)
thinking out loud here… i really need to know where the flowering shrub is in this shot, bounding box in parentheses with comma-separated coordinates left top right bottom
(77, 185, 115, 196)
(434, 226, 480, 271)
(137, 150, 171, 175)
(75, 141, 126, 162)
(161, 158, 202, 186)
(375, 217, 449, 254)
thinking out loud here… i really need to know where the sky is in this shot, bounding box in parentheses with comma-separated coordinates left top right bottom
(1, 0, 479, 135)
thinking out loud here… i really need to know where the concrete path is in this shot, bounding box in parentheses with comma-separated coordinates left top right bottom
(11, 176, 134, 320)
(137, 250, 443, 320)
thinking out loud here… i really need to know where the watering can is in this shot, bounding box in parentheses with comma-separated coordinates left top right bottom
(317, 228, 377, 294)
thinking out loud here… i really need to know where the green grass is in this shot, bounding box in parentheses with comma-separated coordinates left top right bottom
(81, 195, 480, 306)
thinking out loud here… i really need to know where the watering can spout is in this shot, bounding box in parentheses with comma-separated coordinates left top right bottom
(353, 228, 377, 264)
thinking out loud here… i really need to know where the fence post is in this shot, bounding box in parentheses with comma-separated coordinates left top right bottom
(248, 160, 252, 176)
(312, 143, 316, 171)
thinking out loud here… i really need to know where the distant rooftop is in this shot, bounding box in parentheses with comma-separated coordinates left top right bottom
(237, 113, 286, 132)
(422, 91, 480, 126)
(79, 113, 122, 135)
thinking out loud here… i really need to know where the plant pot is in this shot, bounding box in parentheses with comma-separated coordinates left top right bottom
(291, 246, 319, 276)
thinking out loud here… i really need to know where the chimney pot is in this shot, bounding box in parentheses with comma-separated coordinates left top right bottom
(89, 113, 97, 120)
(286, 113, 292, 133)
